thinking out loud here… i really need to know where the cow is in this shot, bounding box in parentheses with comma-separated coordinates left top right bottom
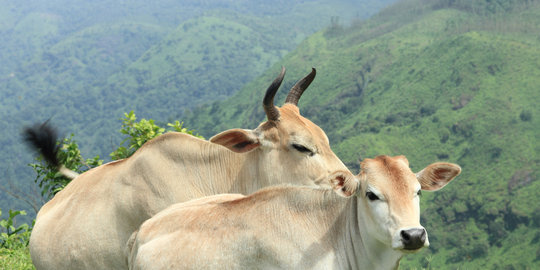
(24, 67, 353, 270)
(126, 155, 461, 270)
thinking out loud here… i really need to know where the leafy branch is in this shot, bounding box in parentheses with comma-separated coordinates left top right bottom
(110, 111, 203, 160)
(0, 209, 32, 249)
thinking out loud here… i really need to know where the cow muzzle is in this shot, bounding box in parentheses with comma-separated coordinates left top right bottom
(392, 227, 429, 252)
(400, 228, 428, 251)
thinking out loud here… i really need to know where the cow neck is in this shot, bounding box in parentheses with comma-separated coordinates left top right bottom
(195, 142, 261, 195)
(193, 143, 270, 196)
(233, 147, 267, 194)
(341, 195, 403, 270)
(275, 188, 354, 269)
(154, 137, 259, 198)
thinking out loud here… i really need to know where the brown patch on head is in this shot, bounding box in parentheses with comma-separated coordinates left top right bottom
(371, 156, 413, 190)
(360, 155, 417, 205)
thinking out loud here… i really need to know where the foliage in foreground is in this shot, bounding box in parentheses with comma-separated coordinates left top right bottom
(110, 111, 203, 160)
(0, 209, 31, 250)
(0, 111, 202, 268)
(0, 208, 33, 269)
(0, 247, 34, 270)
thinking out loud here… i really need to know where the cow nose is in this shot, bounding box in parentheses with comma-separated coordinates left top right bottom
(400, 228, 426, 250)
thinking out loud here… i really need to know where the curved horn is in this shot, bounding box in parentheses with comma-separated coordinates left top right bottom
(285, 67, 316, 106)
(263, 66, 285, 121)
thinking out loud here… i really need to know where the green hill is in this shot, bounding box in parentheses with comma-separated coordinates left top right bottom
(104, 14, 290, 120)
(185, 0, 540, 268)
(0, 0, 393, 223)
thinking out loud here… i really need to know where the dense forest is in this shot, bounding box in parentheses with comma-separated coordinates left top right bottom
(1, 0, 539, 269)
(0, 0, 393, 218)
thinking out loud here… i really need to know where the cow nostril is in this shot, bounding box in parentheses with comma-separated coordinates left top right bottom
(401, 228, 426, 250)
(419, 229, 426, 242)
(401, 230, 411, 241)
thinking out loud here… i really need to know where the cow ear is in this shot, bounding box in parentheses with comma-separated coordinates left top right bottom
(416, 162, 461, 191)
(210, 129, 260, 153)
(329, 171, 359, 198)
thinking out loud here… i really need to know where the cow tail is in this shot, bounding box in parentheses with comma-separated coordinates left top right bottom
(23, 121, 79, 180)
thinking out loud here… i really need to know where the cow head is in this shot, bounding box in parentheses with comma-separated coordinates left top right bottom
(338, 155, 461, 252)
(210, 67, 350, 187)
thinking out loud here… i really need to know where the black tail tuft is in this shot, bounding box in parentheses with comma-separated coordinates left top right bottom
(23, 121, 61, 167)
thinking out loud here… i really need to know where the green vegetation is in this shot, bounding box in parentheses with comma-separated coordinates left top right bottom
(0, 247, 33, 270)
(0, 111, 202, 268)
(110, 111, 203, 160)
(0, 0, 392, 222)
(185, 0, 540, 268)
(0, 209, 33, 269)
(0, 209, 31, 249)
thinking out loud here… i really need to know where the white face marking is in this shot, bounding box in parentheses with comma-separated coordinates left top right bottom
(389, 182, 427, 251)
(362, 185, 394, 245)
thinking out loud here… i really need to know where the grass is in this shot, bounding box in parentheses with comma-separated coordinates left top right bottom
(0, 247, 34, 270)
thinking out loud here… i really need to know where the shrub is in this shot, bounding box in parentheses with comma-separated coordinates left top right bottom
(451, 122, 474, 138)
(0, 247, 34, 270)
(0, 209, 31, 249)
(420, 105, 437, 116)
(519, 110, 532, 121)
(110, 111, 204, 160)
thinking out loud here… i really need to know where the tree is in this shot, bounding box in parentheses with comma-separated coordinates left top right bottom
(110, 111, 203, 160)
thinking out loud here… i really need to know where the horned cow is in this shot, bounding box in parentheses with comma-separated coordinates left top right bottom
(127, 156, 461, 270)
(25, 67, 352, 270)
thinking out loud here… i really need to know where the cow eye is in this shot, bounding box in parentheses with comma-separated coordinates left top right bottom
(366, 191, 380, 201)
(417, 190, 422, 196)
(292, 144, 314, 156)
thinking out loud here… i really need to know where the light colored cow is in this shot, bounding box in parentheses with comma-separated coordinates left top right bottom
(25, 67, 352, 269)
(127, 155, 461, 270)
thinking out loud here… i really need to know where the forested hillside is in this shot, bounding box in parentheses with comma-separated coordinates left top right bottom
(0, 0, 393, 218)
(185, 0, 540, 268)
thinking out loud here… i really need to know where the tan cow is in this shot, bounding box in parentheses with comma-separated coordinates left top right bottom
(25, 67, 352, 270)
(127, 155, 461, 270)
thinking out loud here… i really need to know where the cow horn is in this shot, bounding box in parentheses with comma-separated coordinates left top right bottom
(285, 68, 316, 106)
(263, 66, 285, 121)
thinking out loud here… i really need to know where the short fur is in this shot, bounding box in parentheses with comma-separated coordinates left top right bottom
(128, 156, 461, 270)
